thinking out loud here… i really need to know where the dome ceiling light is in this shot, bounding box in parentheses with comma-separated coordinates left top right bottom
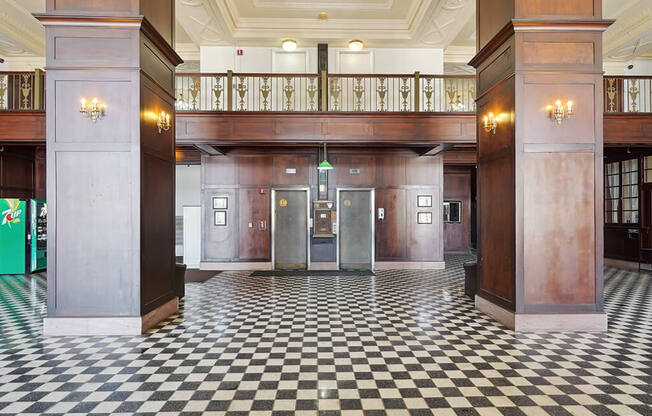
(348, 40, 364, 51)
(282, 39, 297, 51)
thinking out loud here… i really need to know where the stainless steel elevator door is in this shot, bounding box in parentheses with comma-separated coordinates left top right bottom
(274, 190, 308, 270)
(339, 190, 373, 270)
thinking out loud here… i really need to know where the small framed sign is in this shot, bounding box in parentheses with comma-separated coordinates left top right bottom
(417, 211, 432, 224)
(213, 196, 228, 210)
(214, 211, 227, 226)
(417, 195, 432, 207)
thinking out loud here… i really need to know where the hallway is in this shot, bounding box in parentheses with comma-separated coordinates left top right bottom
(0, 257, 650, 416)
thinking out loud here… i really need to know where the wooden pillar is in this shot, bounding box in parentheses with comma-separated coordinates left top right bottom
(469, 0, 612, 331)
(36, 0, 183, 335)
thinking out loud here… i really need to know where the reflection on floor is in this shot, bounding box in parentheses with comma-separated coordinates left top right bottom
(0, 256, 650, 416)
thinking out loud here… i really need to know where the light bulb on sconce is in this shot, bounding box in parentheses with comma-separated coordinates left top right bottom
(79, 97, 106, 123)
(483, 112, 498, 134)
(157, 111, 171, 133)
(548, 99, 574, 124)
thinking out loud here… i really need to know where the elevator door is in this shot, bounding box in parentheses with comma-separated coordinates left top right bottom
(273, 189, 309, 270)
(339, 189, 374, 270)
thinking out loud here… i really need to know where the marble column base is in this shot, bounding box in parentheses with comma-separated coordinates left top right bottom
(475, 295, 608, 332)
(43, 297, 179, 336)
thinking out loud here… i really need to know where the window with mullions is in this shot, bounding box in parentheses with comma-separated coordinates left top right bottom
(605, 161, 619, 224)
(645, 155, 652, 183)
(621, 159, 639, 224)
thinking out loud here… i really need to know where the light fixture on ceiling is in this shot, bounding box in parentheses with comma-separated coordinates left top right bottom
(318, 12, 328, 20)
(282, 39, 297, 52)
(318, 143, 333, 171)
(348, 40, 364, 51)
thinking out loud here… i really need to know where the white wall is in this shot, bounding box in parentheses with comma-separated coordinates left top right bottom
(200, 45, 445, 75)
(200, 46, 317, 73)
(176, 164, 201, 216)
(329, 48, 444, 74)
(604, 59, 652, 76)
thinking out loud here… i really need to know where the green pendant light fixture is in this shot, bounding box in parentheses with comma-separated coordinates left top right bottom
(318, 143, 333, 171)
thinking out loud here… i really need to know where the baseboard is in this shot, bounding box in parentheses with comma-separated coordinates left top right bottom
(309, 262, 337, 270)
(201, 262, 272, 271)
(475, 295, 608, 332)
(43, 297, 179, 336)
(375, 261, 445, 270)
(604, 257, 649, 271)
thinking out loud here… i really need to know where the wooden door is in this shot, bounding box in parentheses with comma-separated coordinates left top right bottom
(238, 188, 270, 260)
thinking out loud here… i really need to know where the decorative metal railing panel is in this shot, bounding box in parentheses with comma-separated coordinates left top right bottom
(175, 72, 476, 113)
(604, 77, 652, 113)
(0, 71, 45, 111)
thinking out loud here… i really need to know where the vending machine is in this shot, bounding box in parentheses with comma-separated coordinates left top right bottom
(0, 198, 47, 274)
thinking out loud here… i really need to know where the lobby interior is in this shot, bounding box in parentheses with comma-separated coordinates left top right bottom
(0, 0, 651, 415)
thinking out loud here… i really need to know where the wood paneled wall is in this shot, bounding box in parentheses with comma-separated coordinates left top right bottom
(0, 146, 35, 198)
(470, 0, 609, 315)
(201, 148, 444, 264)
(38, 0, 181, 321)
(444, 166, 472, 253)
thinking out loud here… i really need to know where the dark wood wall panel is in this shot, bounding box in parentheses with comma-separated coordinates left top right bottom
(140, 0, 174, 46)
(0, 146, 35, 198)
(140, 153, 175, 312)
(515, 0, 599, 18)
(238, 189, 270, 260)
(201, 148, 444, 264)
(176, 113, 476, 146)
(444, 167, 472, 253)
(47, 0, 139, 14)
(523, 152, 596, 305)
(477, 0, 514, 51)
(375, 188, 407, 259)
(238, 156, 273, 186)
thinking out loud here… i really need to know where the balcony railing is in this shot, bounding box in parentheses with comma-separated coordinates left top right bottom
(175, 71, 476, 113)
(604, 76, 652, 113)
(0, 71, 648, 115)
(0, 70, 45, 111)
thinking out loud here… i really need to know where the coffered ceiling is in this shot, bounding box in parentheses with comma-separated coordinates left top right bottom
(176, 0, 475, 48)
(1, 0, 651, 69)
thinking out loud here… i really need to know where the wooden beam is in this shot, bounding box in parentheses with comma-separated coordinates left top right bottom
(193, 144, 223, 155)
(420, 143, 454, 156)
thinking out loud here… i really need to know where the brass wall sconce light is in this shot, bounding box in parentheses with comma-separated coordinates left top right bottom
(80, 97, 105, 123)
(548, 100, 574, 124)
(157, 111, 171, 133)
(483, 112, 498, 134)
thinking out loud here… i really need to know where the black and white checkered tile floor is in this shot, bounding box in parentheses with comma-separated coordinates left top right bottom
(0, 256, 650, 416)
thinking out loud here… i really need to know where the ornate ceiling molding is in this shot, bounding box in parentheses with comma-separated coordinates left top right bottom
(176, 0, 233, 46)
(0, 0, 45, 57)
(604, 3, 652, 61)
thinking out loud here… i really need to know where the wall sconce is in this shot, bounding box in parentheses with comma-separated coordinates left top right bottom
(80, 97, 105, 123)
(483, 112, 498, 134)
(548, 100, 574, 125)
(157, 111, 171, 133)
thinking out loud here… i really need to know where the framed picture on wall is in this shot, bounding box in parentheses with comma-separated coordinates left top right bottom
(417, 195, 432, 207)
(214, 211, 227, 226)
(213, 196, 228, 210)
(417, 211, 433, 224)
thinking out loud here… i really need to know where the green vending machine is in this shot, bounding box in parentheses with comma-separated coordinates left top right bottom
(0, 198, 47, 274)
(30, 199, 47, 272)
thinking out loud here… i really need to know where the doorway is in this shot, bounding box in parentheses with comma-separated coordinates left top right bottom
(271, 188, 310, 270)
(337, 188, 375, 270)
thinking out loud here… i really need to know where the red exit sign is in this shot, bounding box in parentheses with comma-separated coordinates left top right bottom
(237, 49, 244, 56)
(259, 188, 266, 194)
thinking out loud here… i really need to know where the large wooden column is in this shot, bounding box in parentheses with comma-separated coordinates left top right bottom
(469, 0, 612, 331)
(36, 0, 182, 335)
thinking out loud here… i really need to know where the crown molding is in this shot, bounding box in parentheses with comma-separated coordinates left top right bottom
(252, 0, 394, 10)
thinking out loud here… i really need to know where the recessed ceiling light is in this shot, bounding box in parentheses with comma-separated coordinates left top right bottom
(318, 12, 328, 20)
(348, 40, 364, 51)
(282, 39, 297, 51)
